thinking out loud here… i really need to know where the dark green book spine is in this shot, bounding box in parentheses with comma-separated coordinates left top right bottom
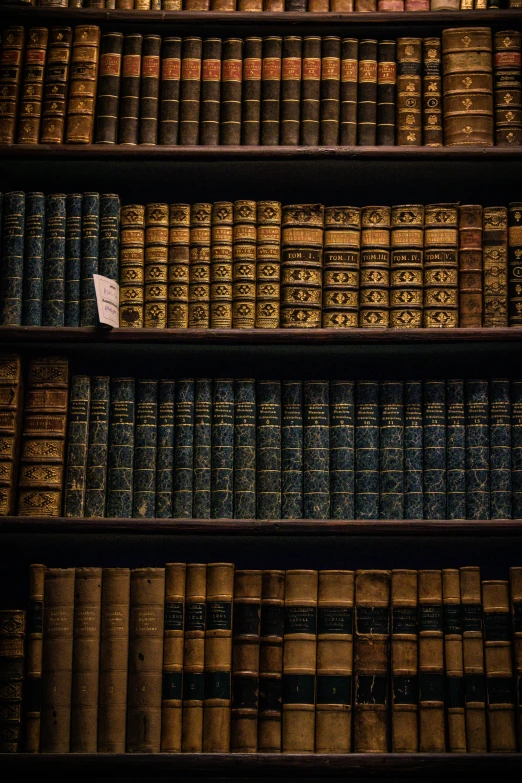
(0, 191, 24, 327)
(376, 40, 396, 146)
(193, 378, 212, 519)
(379, 380, 404, 520)
(281, 36, 302, 147)
(211, 379, 234, 519)
(156, 379, 175, 519)
(80, 192, 100, 327)
(257, 380, 281, 520)
(22, 192, 45, 327)
(133, 379, 158, 519)
(63, 375, 91, 518)
(261, 37, 282, 146)
(173, 379, 194, 519)
(447, 379, 466, 521)
(85, 376, 110, 518)
(355, 380, 379, 520)
(200, 37, 222, 147)
(99, 194, 120, 282)
(159, 37, 181, 146)
(304, 380, 330, 520)
(64, 194, 82, 327)
(107, 377, 135, 519)
(512, 380, 522, 519)
(42, 193, 66, 327)
(282, 380, 303, 520)
(301, 36, 321, 146)
(330, 380, 354, 520)
(234, 379, 256, 520)
(404, 380, 423, 520)
(220, 38, 243, 146)
(320, 36, 341, 146)
(423, 380, 446, 520)
(241, 37, 262, 146)
(490, 379, 511, 520)
(466, 379, 490, 520)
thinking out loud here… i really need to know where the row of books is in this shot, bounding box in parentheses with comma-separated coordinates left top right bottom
(1, 26, 520, 147)
(5, 354, 522, 521)
(20, 0, 522, 11)
(1, 562, 521, 754)
(2, 194, 522, 330)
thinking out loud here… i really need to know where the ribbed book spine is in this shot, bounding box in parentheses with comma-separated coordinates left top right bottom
(17, 27, 48, 144)
(423, 38, 443, 147)
(24, 563, 44, 752)
(357, 40, 378, 145)
(144, 203, 168, 328)
(232, 200, 256, 329)
(460, 566, 487, 753)
(210, 202, 233, 329)
(390, 204, 424, 329)
(330, 380, 354, 520)
(80, 193, 100, 328)
(161, 563, 186, 753)
(182, 563, 206, 753)
(301, 36, 321, 146)
(355, 380, 379, 520)
(118, 34, 142, 145)
(446, 379, 466, 521)
(0, 608, 25, 753)
(465, 379, 490, 520)
(159, 37, 181, 145)
(397, 38, 422, 145)
(256, 380, 281, 520)
(513, 380, 522, 519)
(22, 192, 45, 327)
(258, 570, 284, 752)
(322, 206, 360, 329)
(508, 202, 522, 325)
(41, 26, 72, 145)
(221, 38, 243, 146)
(281, 204, 324, 329)
(256, 201, 281, 329)
(280, 36, 302, 147)
(42, 193, 66, 328)
(234, 379, 256, 520)
(156, 380, 175, 519)
(211, 379, 234, 519)
(418, 569, 445, 751)
(95, 32, 123, 144)
(173, 379, 194, 519)
(179, 37, 202, 145)
(377, 40, 396, 146)
(192, 378, 212, 519)
(139, 35, 161, 145)
(188, 203, 211, 328)
(84, 376, 110, 518)
(423, 203, 459, 328)
(458, 205, 483, 328)
(99, 194, 120, 281)
(0, 353, 22, 517)
(167, 203, 190, 328)
(119, 204, 144, 328)
(509, 567, 522, 749)
(404, 381, 423, 520)
(340, 38, 358, 146)
(0, 27, 25, 145)
(320, 37, 340, 146)
(391, 570, 418, 753)
(379, 380, 404, 520)
(423, 380, 446, 520)
(106, 377, 135, 519)
(66, 26, 101, 144)
(494, 30, 522, 146)
(359, 206, 391, 328)
(64, 194, 82, 327)
(133, 379, 158, 519)
(489, 379, 511, 519)
(242, 37, 262, 146)
(304, 380, 329, 520)
(64, 375, 91, 518)
(261, 37, 282, 146)
(281, 381, 303, 520)
(483, 206, 508, 327)
(200, 38, 222, 146)
(443, 569, 466, 752)
(0, 192, 25, 327)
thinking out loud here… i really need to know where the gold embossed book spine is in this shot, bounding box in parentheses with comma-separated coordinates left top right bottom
(17, 27, 49, 144)
(159, 37, 181, 146)
(320, 37, 341, 146)
(340, 38, 358, 146)
(242, 37, 262, 146)
(458, 205, 483, 328)
(118, 34, 142, 146)
(281, 36, 302, 147)
(182, 563, 206, 752)
(66, 26, 101, 144)
(359, 206, 391, 329)
(301, 37, 321, 146)
(423, 203, 459, 328)
(0, 27, 25, 144)
(508, 202, 522, 326)
(357, 40, 378, 146)
(40, 27, 72, 145)
(258, 570, 285, 752)
(494, 31, 522, 146)
(418, 569, 445, 752)
(397, 38, 422, 146)
(144, 203, 169, 329)
(423, 38, 443, 147)
(189, 203, 212, 329)
(168, 204, 190, 328)
(509, 567, 522, 749)
(161, 562, 186, 752)
(281, 204, 324, 329)
(25, 563, 44, 752)
(443, 568, 466, 752)
(233, 200, 257, 329)
(210, 202, 233, 329)
(256, 201, 281, 329)
(460, 566, 487, 752)
(200, 38, 222, 147)
(119, 204, 145, 328)
(322, 206, 360, 329)
(483, 206, 508, 327)
(0, 354, 23, 516)
(0, 607, 24, 753)
(139, 35, 161, 146)
(220, 38, 243, 146)
(391, 570, 418, 753)
(390, 205, 424, 329)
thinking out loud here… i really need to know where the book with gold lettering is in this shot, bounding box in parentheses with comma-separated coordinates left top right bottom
(66, 26, 101, 144)
(167, 204, 190, 328)
(95, 32, 123, 145)
(188, 203, 211, 329)
(210, 202, 233, 329)
(483, 206, 508, 327)
(200, 38, 221, 147)
(322, 206, 360, 329)
(144, 203, 169, 329)
(424, 203, 459, 328)
(119, 204, 145, 328)
(390, 205, 424, 328)
(41, 27, 72, 145)
(397, 38, 422, 146)
(359, 206, 391, 328)
(0, 27, 25, 145)
(232, 200, 256, 329)
(159, 37, 181, 146)
(17, 27, 48, 144)
(161, 563, 186, 752)
(458, 205, 483, 328)
(494, 30, 522, 146)
(118, 34, 142, 146)
(281, 204, 324, 329)
(256, 201, 281, 329)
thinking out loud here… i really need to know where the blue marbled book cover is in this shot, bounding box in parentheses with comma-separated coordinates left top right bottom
(107, 377, 135, 518)
(234, 379, 256, 519)
(423, 380, 446, 520)
(22, 192, 45, 326)
(85, 376, 110, 518)
(304, 380, 330, 520)
(490, 379, 511, 520)
(446, 380, 466, 521)
(211, 379, 234, 519)
(256, 380, 281, 520)
(355, 380, 379, 520)
(133, 379, 158, 518)
(63, 375, 91, 517)
(466, 379, 490, 520)
(156, 379, 175, 519)
(379, 381, 404, 520)
(404, 380, 423, 520)
(282, 380, 303, 520)
(80, 192, 100, 327)
(193, 378, 212, 519)
(42, 193, 66, 327)
(65, 194, 82, 327)
(0, 191, 25, 326)
(173, 379, 194, 519)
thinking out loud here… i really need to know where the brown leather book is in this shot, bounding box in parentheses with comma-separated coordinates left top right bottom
(0, 354, 23, 516)
(70, 567, 102, 752)
(97, 567, 131, 753)
(359, 206, 391, 328)
(264, 0, 284, 9)
(17, 27, 49, 144)
(509, 567, 522, 749)
(418, 569, 445, 751)
(390, 204, 424, 329)
(0, 27, 25, 144)
(423, 37, 443, 147)
(357, 40, 378, 145)
(24, 563, 45, 752)
(188, 203, 212, 328)
(261, 37, 282, 146)
(221, 38, 243, 146)
(301, 37, 321, 146)
(118, 34, 142, 146)
(239, 0, 262, 9)
(179, 37, 202, 146)
(281, 36, 302, 147)
(211, 0, 236, 8)
(442, 568, 466, 752)
(40, 26, 72, 145)
(231, 570, 262, 752)
(95, 32, 124, 145)
(232, 200, 257, 329)
(258, 570, 285, 752)
(200, 38, 222, 147)
(483, 206, 508, 327)
(159, 37, 181, 146)
(66, 26, 101, 144)
(339, 38, 358, 146)
(144, 203, 169, 328)
(458, 205, 483, 328)
(184, 0, 210, 6)
(321, 37, 341, 146)
(397, 38, 422, 146)
(376, 40, 396, 146)
(281, 204, 324, 329)
(139, 35, 161, 146)
(203, 563, 235, 752)
(119, 204, 145, 328)
(210, 202, 233, 328)
(508, 202, 522, 326)
(322, 206, 360, 328)
(459, 566, 487, 752)
(40, 567, 75, 752)
(182, 563, 206, 752)
(242, 37, 262, 146)
(161, 563, 186, 752)
(356, 0, 376, 8)
(494, 31, 522, 146)
(309, 0, 328, 8)
(126, 567, 165, 753)
(423, 203, 459, 328)
(391, 569, 418, 752)
(167, 203, 191, 328)
(256, 201, 281, 329)
(0, 608, 25, 753)
(315, 570, 354, 753)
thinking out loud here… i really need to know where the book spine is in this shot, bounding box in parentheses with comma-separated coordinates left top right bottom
(339, 37, 358, 146)
(0, 27, 25, 144)
(258, 570, 285, 752)
(256, 200, 281, 329)
(303, 380, 329, 519)
(173, 379, 194, 519)
(391, 569, 418, 753)
(232, 200, 256, 329)
(98, 568, 130, 752)
(161, 563, 186, 752)
(460, 566, 487, 752)
(188, 202, 211, 328)
(483, 206, 508, 327)
(256, 380, 281, 520)
(234, 378, 256, 519)
(0, 191, 24, 327)
(25, 563, 45, 752)
(126, 568, 165, 752)
(357, 40, 378, 145)
(180, 37, 202, 145)
(379, 380, 404, 519)
(377, 40, 396, 146)
(359, 206, 391, 328)
(106, 377, 135, 519)
(64, 194, 82, 327)
(210, 201, 233, 328)
(281, 203, 324, 329)
(118, 34, 142, 145)
(133, 379, 158, 519)
(418, 569, 445, 751)
(316, 571, 354, 753)
(17, 27, 48, 144)
(167, 203, 190, 328)
(465, 379, 490, 519)
(355, 380, 379, 520)
(423, 37, 443, 147)
(182, 563, 206, 752)
(322, 206, 360, 329)
(139, 35, 161, 145)
(261, 37, 282, 146)
(231, 570, 262, 752)
(22, 192, 45, 326)
(397, 38, 422, 146)
(221, 38, 242, 146)
(99, 193, 120, 281)
(404, 380, 423, 520)
(446, 379, 466, 521)
(508, 202, 522, 325)
(320, 37, 340, 146)
(63, 375, 91, 518)
(95, 32, 123, 144)
(281, 380, 303, 520)
(159, 37, 181, 145)
(330, 380, 354, 520)
(424, 203, 459, 328)
(489, 379, 511, 519)
(509, 567, 522, 749)
(423, 380, 446, 520)
(443, 569, 466, 752)
(156, 380, 175, 519)
(42, 193, 66, 327)
(41, 26, 72, 144)
(0, 609, 25, 753)
(242, 37, 262, 146)
(458, 205, 483, 328)
(144, 202, 169, 328)
(66, 25, 101, 144)
(301, 36, 321, 146)
(200, 37, 222, 147)
(84, 376, 110, 518)
(494, 30, 522, 146)
(80, 192, 100, 327)
(211, 379, 234, 519)
(281, 36, 302, 147)
(390, 204, 424, 329)
(193, 378, 212, 519)
(513, 380, 522, 519)
(119, 204, 145, 328)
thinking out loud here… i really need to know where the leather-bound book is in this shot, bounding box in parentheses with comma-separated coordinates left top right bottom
(17, 357, 69, 517)
(212, 0, 236, 8)
(282, 570, 318, 753)
(397, 38, 422, 146)
(64, 193, 82, 327)
(119, 204, 145, 328)
(182, 563, 206, 752)
(359, 206, 391, 328)
(119, 34, 142, 145)
(42, 193, 66, 328)
(258, 570, 284, 752)
(98, 568, 130, 753)
(356, 0, 376, 8)
(144, 202, 168, 328)
(390, 204, 424, 329)
(234, 379, 256, 519)
(231, 570, 262, 752)
(0, 354, 23, 515)
(482, 579, 517, 750)
(404, 380, 423, 520)
(221, 39, 243, 146)
(193, 379, 212, 519)
(330, 380, 354, 520)
(80, 192, 100, 327)
(0, 192, 25, 327)
(458, 205, 483, 328)
(156, 380, 175, 519)
(309, 0, 328, 8)
(423, 380, 446, 520)
(483, 206, 508, 327)
(418, 569, 445, 751)
(460, 566, 487, 752)
(357, 40, 378, 145)
(126, 568, 165, 752)
(301, 37, 321, 146)
(494, 31, 521, 146)
(64, 375, 91, 517)
(490, 379, 511, 520)
(285, 0, 306, 9)
(509, 567, 522, 748)
(132, 379, 158, 518)
(447, 379, 465, 521)
(316, 571, 354, 753)
(256, 380, 281, 519)
(0, 608, 25, 752)
(40, 568, 75, 752)
(100, 193, 120, 282)
(340, 38, 358, 146)
(256, 201, 281, 328)
(391, 570, 418, 752)
(242, 37, 262, 146)
(20, 198, 43, 322)
(66, 26, 100, 144)
(423, 38, 443, 147)
(106, 377, 135, 518)
(355, 380, 379, 520)
(281, 36, 302, 147)
(377, 40, 396, 146)
(261, 37, 282, 146)
(95, 32, 123, 144)
(332, 0, 354, 6)
(442, 28, 494, 146)
(184, 0, 210, 6)
(210, 202, 233, 328)
(265, 0, 284, 7)
(211, 379, 234, 519)
(443, 568, 466, 752)
(423, 203, 459, 328)
(200, 38, 222, 147)
(353, 570, 390, 751)
(180, 37, 202, 145)
(0, 27, 25, 144)
(379, 380, 404, 519)
(465, 379, 490, 519)
(282, 381, 303, 520)
(139, 35, 161, 146)
(40, 27, 72, 144)
(84, 376, 110, 518)
(303, 380, 329, 519)
(167, 203, 190, 328)
(508, 202, 522, 326)
(281, 203, 324, 328)
(203, 563, 234, 752)
(320, 37, 340, 146)
(159, 38, 182, 145)
(173, 379, 194, 519)
(322, 206, 360, 329)
(188, 202, 211, 328)
(514, 381, 522, 519)
(17, 27, 48, 144)
(232, 200, 256, 329)
(25, 564, 45, 752)
(161, 563, 186, 752)
(239, 0, 262, 13)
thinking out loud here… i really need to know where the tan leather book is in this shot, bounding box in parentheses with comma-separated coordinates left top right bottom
(144, 203, 169, 329)
(459, 566, 487, 752)
(423, 203, 459, 328)
(119, 204, 145, 329)
(182, 563, 206, 752)
(315, 570, 354, 753)
(17, 27, 49, 144)
(391, 569, 418, 752)
(258, 570, 285, 752)
(256, 201, 281, 329)
(231, 570, 262, 752)
(510, 567, 522, 749)
(0, 27, 25, 145)
(24, 563, 45, 752)
(232, 200, 257, 330)
(281, 205, 324, 329)
(168, 204, 190, 329)
(70, 567, 102, 752)
(189, 203, 212, 329)
(390, 205, 424, 329)
(359, 207, 391, 328)
(161, 563, 186, 752)
(0, 608, 25, 753)
(282, 569, 318, 753)
(126, 568, 165, 753)
(322, 207, 360, 329)
(418, 569, 445, 751)
(41, 27, 72, 145)
(66, 26, 101, 144)
(458, 205, 483, 328)
(443, 568, 466, 752)
(40, 568, 75, 752)
(98, 567, 131, 753)
(0, 354, 23, 516)
(483, 207, 508, 328)
(210, 202, 234, 329)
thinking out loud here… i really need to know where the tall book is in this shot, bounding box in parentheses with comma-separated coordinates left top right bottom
(211, 378, 234, 519)
(193, 378, 212, 519)
(167, 203, 190, 328)
(379, 380, 404, 519)
(494, 30, 522, 146)
(443, 568, 466, 752)
(390, 204, 424, 329)
(231, 570, 262, 752)
(322, 206, 360, 329)
(340, 37, 358, 146)
(22, 191, 45, 327)
(80, 192, 100, 328)
(156, 379, 175, 519)
(320, 37, 340, 146)
(376, 40, 396, 146)
(66, 26, 101, 144)
(40, 26, 72, 145)
(359, 206, 391, 328)
(261, 37, 282, 145)
(106, 377, 135, 518)
(0, 354, 23, 516)
(258, 570, 285, 752)
(159, 37, 182, 145)
(119, 204, 145, 328)
(357, 40, 378, 145)
(301, 36, 321, 146)
(173, 379, 194, 519)
(397, 38, 422, 145)
(182, 563, 206, 752)
(508, 202, 522, 326)
(303, 380, 329, 519)
(465, 379, 490, 520)
(161, 562, 186, 752)
(234, 378, 256, 519)
(139, 35, 161, 145)
(144, 203, 168, 328)
(95, 32, 123, 144)
(84, 376, 110, 518)
(64, 193, 82, 327)
(391, 569, 418, 752)
(133, 379, 158, 518)
(418, 569, 445, 751)
(423, 380, 446, 519)
(118, 34, 142, 145)
(460, 566, 487, 753)
(221, 38, 243, 146)
(0, 609, 25, 752)
(232, 200, 256, 329)
(256, 201, 281, 329)
(42, 192, 66, 328)
(281, 204, 324, 329)
(0, 191, 25, 327)
(210, 201, 233, 329)
(509, 567, 522, 749)
(0, 27, 25, 145)
(423, 37, 443, 146)
(188, 203, 211, 329)
(458, 205, 483, 328)
(179, 37, 202, 145)
(200, 38, 221, 146)
(355, 380, 379, 520)
(63, 375, 91, 518)
(483, 206, 508, 327)
(404, 380, 423, 520)
(446, 379, 466, 521)
(490, 379, 511, 520)
(17, 27, 48, 144)
(424, 203, 459, 328)
(514, 380, 522, 519)
(242, 37, 262, 146)
(24, 563, 45, 752)
(330, 380, 354, 520)
(256, 380, 281, 519)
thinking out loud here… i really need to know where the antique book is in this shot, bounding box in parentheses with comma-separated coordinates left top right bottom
(281, 380, 303, 520)
(508, 202, 522, 326)
(66, 26, 101, 144)
(17, 27, 48, 144)
(391, 569, 418, 752)
(483, 206, 508, 327)
(423, 38, 443, 147)
(423, 202, 459, 328)
(173, 379, 194, 518)
(355, 380, 379, 520)
(0, 192, 25, 326)
(106, 377, 135, 518)
(64, 193, 82, 327)
(322, 206, 360, 328)
(357, 40, 378, 145)
(126, 567, 165, 752)
(42, 193, 66, 328)
(221, 38, 243, 145)
(423, 380, 446, 519)
(353, 570, 390, 752)
(494, 30, 522, 146)
(22, 191, 45, 326)
(340, 38, 358, 146)
(0, 609, 25, 752)
(210, 201, 233, 329)
(211, 379, 234, 519)
(418, 569, 445, 751)
(514, 380, 522, 519)
(460, 566, 487, 752)
(256, 380, 281, 519)
(63, 375, 91, 517)
(41, 27, 72, 144)
(443, 568, 466, 752)
(379, 380, 404, 519)
(231, 570, 262, 752)
(98, 567, 130, 752)
(179, 37, 202, 145)
(256, 200, 281, 329)
(99, 193, 120, 281)
(144, 203, 168, 328)
(24, 563, 45, 752)
(490, 379, 511, 520)
(242, 37, 262, 146)
(161, 562, 186, 752)
(509, 567, 522, 749)
(330, 380, 355, 520)
(316, 571, 354, 753)
(118, 34, 142, 145)
(182, 563, 206, 752)
(359, 206, 391, 328)
(200, 38, 222, 146)
(404, 380, 423, 520)
(95, 32, 123, 144)
(84, 376, 110, 518)
(446, 379, 466, 521)
(282, 569, 318, 753)
(258, 570, 285, 752)
(301, 36, 321, 146)
(320, 37, 340, 146)
(0, 27, 25, 144)
(281, 204, 324, 328)
(234, 378, 256, 519)
(261, 37, 282, 146)
(80, 192, 100, 328)
(188, 202, 211, 328)
(156, 379, 175, 519)
(465, 379, 490, 519)
(377, 40, 396, 146)
(167, 203, 190, 328)
(193, 378, 212, 519)
(132, 379, 158, 518)
(0, 354, 23, 515)
(281, 36, 302, 147)
(397, 38, 422, 146)
(232, 200, 256, 329)
(159, 37, 182, 145)
(390, 204, 424, 329)
(458, 205, 483, 328)
(139, 35, 161, 145)
(303, 380, 329, 519)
